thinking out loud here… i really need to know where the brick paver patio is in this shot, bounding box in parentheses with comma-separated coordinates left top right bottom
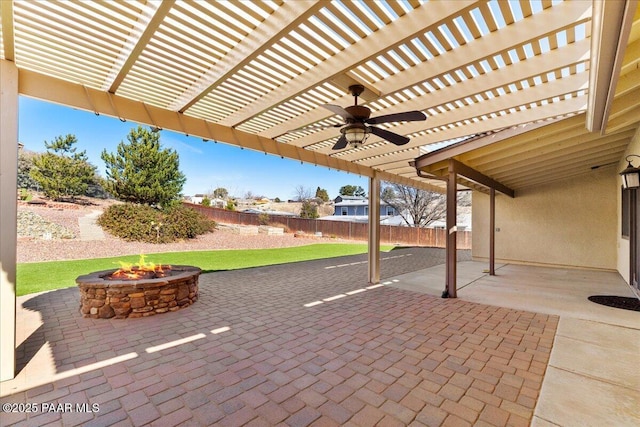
(1, 248, 558, 426)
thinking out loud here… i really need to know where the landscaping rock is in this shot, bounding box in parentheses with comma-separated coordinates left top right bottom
(17, 211, 75, 240)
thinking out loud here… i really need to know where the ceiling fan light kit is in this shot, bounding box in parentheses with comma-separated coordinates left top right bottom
(342, 123, 369, 148)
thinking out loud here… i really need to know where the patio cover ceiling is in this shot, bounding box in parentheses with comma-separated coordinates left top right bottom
(1, 1, 639, 194)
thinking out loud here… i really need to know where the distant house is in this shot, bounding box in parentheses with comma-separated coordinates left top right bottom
(190, 194, 205, 204)
(210, 198, 226, 208)
(324, 196, 472, 229)
(333, 196, 396, 217)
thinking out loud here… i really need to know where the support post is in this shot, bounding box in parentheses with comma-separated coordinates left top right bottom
(445, 160, 457, 298)
(1, 60, 19, 381)
(368, 174, 381, 284)
(490, 188, 496, 275)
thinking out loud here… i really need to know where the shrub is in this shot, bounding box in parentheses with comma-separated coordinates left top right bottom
(98, 203, 216, 243)
(18, 189, 32, 201)
(162, 204, 216, 240)
(258, 213, 270, 225)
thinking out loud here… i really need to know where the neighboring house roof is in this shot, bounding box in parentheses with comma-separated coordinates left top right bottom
(334, 195, 366, 200)
(334, 199, 368, 207)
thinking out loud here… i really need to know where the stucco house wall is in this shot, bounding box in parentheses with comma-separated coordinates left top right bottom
(472, 167, 617, 271)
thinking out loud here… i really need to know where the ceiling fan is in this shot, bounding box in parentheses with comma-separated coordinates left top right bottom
(314, 84, 427, 150)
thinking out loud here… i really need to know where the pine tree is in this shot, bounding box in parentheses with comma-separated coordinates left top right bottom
(101, 126, 186, 206)
(339, 185, 366, 197)
(299, 200, 319, 218)
(29, 134, 96, 201)
(315, 187, 329, 203)
(17, 150, 38, 190)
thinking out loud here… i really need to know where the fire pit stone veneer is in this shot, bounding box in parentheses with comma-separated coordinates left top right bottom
(76, 265, 201, 319)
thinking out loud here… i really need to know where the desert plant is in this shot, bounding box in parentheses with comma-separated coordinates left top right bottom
(97, 203, 215, 243)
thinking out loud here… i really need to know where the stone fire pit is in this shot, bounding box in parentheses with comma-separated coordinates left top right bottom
(76, 265, 201, 319)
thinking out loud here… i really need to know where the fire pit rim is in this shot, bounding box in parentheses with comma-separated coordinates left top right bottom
(77, 264, 201, 319)
(76, 265, 202, 288)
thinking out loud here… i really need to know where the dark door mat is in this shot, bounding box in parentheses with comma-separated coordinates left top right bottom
(588, 295, 640, 312)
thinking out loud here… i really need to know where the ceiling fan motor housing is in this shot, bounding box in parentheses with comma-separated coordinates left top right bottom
(344, 105, 371, 121)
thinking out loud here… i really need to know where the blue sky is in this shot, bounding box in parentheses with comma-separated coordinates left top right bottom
(18, 97, 368, 200)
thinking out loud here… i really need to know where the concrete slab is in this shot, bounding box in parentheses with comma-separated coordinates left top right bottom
(388, 260, 505, 297)
(551, 319, 640, 390)
(533, 366, 639, 427)
(456, 263, 639, 329)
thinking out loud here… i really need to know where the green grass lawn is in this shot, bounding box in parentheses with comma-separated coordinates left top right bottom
(17, 243, 392, 296)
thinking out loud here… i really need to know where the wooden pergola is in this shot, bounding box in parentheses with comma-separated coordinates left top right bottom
(2, 0, 639, 381)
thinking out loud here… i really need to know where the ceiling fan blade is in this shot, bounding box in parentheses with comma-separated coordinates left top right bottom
(323, 104, 354, 120)
(369, 126, 410, 145)
(332, 135, 349, 150)
(365, 111, 426, 125)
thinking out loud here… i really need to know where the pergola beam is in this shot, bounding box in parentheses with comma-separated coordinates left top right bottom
(290, 70, 589, 155)
(17, 68, 442, 193)
(107, 1, 174, 93)
(411, 117, 568, 168)
(414, 157, 515, 198)
(336, 95, 588, 169)
(587, 0, 637, 132)
(220, 0, 478, 128)
(449, 160, 514, 198)
(170, 1, 325, 113)
(265, 0, 590, 140)
(0, 0, 15, 61)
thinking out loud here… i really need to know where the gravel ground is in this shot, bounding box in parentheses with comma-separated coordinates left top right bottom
(16, 203, 352, 263)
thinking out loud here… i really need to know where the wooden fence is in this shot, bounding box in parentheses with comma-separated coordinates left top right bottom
(185, 203, 471, 249)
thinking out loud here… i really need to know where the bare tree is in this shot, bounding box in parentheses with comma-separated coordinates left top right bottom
(292, 185, 313, 202)
(381, 182, 447, 227)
